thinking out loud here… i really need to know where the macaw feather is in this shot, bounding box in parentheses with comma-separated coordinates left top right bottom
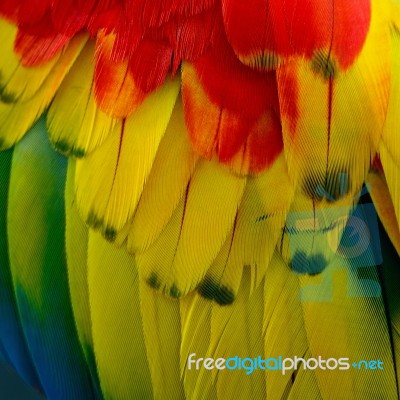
(391, 0, 400, 29)
(180, 292, 217, 399)
(7, 117, 93, 399)
(139, 280, 185, 399)
(221, 0, 371, 71)
(0, 19, 60, 103)
(380, 220, 400, 398)
(104, 0, 217, 70)
(0, 33, 87, 150)
(380, 29, 400, 239)
(75, 76, 180, 241)
(366, 168, 400, 255)
(381, 145, 400, 237)
(65, 159, 102, 398)
(87, 230, 153, 399)
(94, 32, 147, 118)
(0, 147, 41, 389)
(263, 252, 321, 400)
(48, 40, 117, 158)
(136, 197, 186, 297)
(15, 29, 72, 67)
(299, 252, 398, 398)
(0, 1, 399, 399)
(197, 226, 242, 306)
(181, 21, 283, 175)
(198, 154, 294, 304)
(123, 0, 215, 28)
(137, 158, 246, 298)
(164, 158, 246, 297)
(0, 0, 51, 26)
(180, 255, 321, 400)
(277, 0, 391, 199)
(209, 269, 266, 400)
(124, 96, 198, 252)
(279, 189, 360, 277)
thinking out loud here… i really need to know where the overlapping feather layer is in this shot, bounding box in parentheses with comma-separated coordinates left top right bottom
(0, 1, 399, 399)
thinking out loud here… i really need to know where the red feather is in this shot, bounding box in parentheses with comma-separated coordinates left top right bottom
(221, 0, 371, 71)
(182, 17, 282, 174)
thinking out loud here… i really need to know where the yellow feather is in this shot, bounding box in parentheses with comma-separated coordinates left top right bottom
(74, 76, 180, 241)
(137, 158, 246, 298)
(280, 189, 357, 276)
(197, 227, 241, 305)
(380, 145, 400, 231)
(209, 269, 265, 400)
(139, 281, 185, 400)
(278, 0, 391, 199)
(299, 254, 398, 398)
(366, 169, 400, 255)
(136, 198, 186, 296)
(0, 19, 60, 103)
(390, 0, 400, 28)
(168, 158, 246, 297)
(263, 252, 321, 400)
(380, 29, 400, 235)
(48, 40, 116, 157)
(87, 231, 153, 399)
(180, 293, 217, 399)
(379, 219, 400, 398)
(65, 159, 102, 396)
(198, 155, 294, 304)
(126, 96, 198, 251)
(0, 33, 87, 150)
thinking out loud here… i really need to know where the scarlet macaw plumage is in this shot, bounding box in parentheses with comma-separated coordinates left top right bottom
(0, 0, 399, 398)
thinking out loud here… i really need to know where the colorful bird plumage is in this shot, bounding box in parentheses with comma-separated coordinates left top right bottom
(0, 0, 399, 398)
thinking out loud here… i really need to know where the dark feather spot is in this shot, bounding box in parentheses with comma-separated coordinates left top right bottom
(169, 284, 182, 298)
(198, 278, 235, 305)
(197, 277, 218, 300)
(303, 171, 350, 202)
(87, 211, 102, 230)
(290, 251, 328, 275)
(103, 226, 117, 242)
(0, 90, 17, 103)
(72, 148, 85, 158)
(146, 273, 161, 290)
(214, 285, 235, 305)
(53, 140, 71, 155)
(311, 51, 338, 80)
